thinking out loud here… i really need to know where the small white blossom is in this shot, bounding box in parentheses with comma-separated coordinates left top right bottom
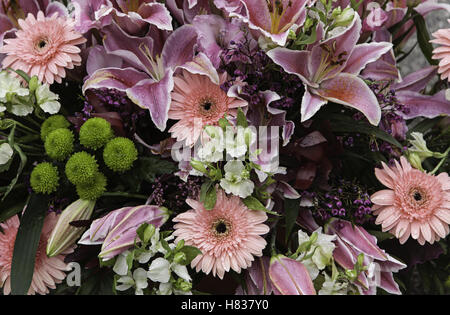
(0, 71, 29, 102)
(35, 83, 61, 114)
(0, 143, 14, 166)
(147, 257, 171, 283)
(220, 160, 254, 198)
(318, 273, 348, 295)
(297, 228, 336, 279)
(113, 251, 130, 276)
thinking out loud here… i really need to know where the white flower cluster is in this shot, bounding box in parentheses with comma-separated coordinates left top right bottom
(296, 227, 348, 295)
(0, 70, 61, 116)
(113, 228, 193, 295)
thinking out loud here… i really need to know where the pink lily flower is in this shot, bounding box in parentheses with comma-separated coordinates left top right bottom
(73, 0, 173, 35)
(79, 205, 169, 261)
(269, 255, 316, 295)
(235, 256, 273, 295)
(218, 0, 313, 47)
(268, 15, 392, 125)
(82, 21, 198, 131)
(326, 219, 406, 295)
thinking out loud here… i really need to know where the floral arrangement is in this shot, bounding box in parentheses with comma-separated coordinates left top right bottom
(0, 0, 449, 296)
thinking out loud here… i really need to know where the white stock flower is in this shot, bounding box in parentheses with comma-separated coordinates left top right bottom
(133, 268, 149, 295)
(0, 71, 29, 101)
(297, 228, 336, 277)
(0, 143, 14, 165)
(35, 83, 61, 114)
(147, 257, 171, 283)
(113, 251, 130, 276)
(220, 160, 254, 198)
(318, 273, 348, 295)
(198, 138, 224, 163)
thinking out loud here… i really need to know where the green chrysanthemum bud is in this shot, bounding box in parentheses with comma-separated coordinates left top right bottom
(30, 162, 59, 194)
(45, 128, 74, 161)
(79, 117, 114, 150)
(76, 172, 107, 200)
(40, 115, 71, 142)
(103, 137, 138, 173)
(65, 151, 99, 185)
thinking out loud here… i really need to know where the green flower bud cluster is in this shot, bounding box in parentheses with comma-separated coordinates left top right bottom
(30, 162, 60, 194)
(41, 115, 71, 141)
(65, 151, 106, 200)
(79, 117, 114, 150)
(44, 128, 74, 161)
(103, 137, 138, 173)
(37, 116, 138, 199)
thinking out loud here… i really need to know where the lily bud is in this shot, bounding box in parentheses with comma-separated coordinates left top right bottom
(47, 199, 96, 257)
(28, 76, 39, 93)
(269, 255, 316, 295)
(408, 132, 434, 162)
(190, 159, 208, 174)
(407, 152, 424, 171)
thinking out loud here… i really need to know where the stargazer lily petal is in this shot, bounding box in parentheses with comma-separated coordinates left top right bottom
(269, 255, 316, 295)
(316, 73, 381, 125)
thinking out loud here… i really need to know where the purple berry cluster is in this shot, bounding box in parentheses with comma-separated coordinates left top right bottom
(307, 178, 375, 225)
(219, 38, 304, 110)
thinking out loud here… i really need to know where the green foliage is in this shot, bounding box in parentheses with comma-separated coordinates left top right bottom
(44, 128, 74, 161)
(79, 117, 114, 150)
(10, 194, 49, 295)
(30, 162, 60, 194)
(65, 151, 99, 185)
(40, 115, 70, 142)
(103, 137, 138, 173)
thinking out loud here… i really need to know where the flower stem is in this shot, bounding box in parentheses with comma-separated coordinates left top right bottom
(430, 147, 450, 175)
(102, 192, 148, 200)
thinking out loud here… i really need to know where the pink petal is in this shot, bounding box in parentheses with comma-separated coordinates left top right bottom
(316, 73, 381, 125)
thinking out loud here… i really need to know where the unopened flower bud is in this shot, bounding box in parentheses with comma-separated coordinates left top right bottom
(47, 199, 96, 257)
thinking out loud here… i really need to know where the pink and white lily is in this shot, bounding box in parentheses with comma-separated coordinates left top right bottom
(268, 15, 392, 124)
(219, 0, 313, 47)
(73, 0, 173, 35)
(82, 22, 198, 131)
(326, 219, 406, 295)
(269, 255, 316, 295)
(79, 205, 169, 261)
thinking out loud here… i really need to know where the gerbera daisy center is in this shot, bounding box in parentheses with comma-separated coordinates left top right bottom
(212, 219, 231, 237)
(409, 187, 427, 206)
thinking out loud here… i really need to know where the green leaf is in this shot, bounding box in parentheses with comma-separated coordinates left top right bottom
(199, 181, 213, 203)
(284, 199, 300, 243)
(10, 194, 49, 295)
(136, 156, 177, 184)
(236, 108, 248, 128)
(243, 196, 280, 216)
(407, 117, 441, 137)
(413, 11, 438, 66)
(2, 144, 27, 201)
(203, 184, 217, 210)
(8, 68, 31, 83)
(294, 24, 317, 46)
(329, 114, 403, 149)
(179, 246, 202, 266)
(0, 119, 15, 130)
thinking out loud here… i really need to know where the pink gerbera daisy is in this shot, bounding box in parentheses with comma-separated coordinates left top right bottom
(173, 189, 269, 279)
(371, 157, 450, 245)
(168, 70, 247, 146)
(431, 21, 450, 82)
(0, 11, 86, 85)
(0, 213, 73, 295)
